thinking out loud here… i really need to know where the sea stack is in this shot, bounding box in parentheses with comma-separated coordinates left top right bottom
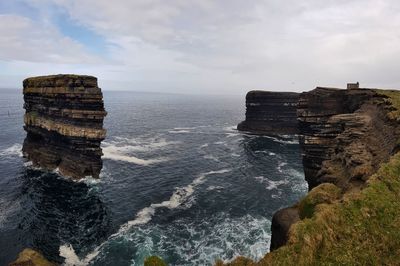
(22, 74, 107, 179)
(237, 90, 299, 135)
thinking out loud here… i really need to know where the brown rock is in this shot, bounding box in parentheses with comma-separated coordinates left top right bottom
(270, 207, 300, 251)
(9, 248, 56, 266)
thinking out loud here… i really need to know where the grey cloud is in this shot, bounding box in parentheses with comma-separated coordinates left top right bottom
(3, 0, 400, 93)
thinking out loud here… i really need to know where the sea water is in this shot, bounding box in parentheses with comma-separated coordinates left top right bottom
(0, 90, 307, 265)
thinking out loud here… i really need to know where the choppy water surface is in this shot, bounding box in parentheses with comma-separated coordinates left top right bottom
(0, 90, 307, 265)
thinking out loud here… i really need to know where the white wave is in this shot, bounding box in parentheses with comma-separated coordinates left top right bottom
(59, 169, 232, 265)
(0, 143, 22, 157)
(223, 125, 237, 132)
(262, 135, 299, 145)
(286, 168, 308, 193)
(122, 213, 270, 265)
(203, 154, 220, 162)
(119, 169, 231, 234)
(200, 143, 209, 148)
(102, 145, 168, 166)
(214, 141, 226, 145)
(277, 162, 287, 173)
(60, 244, 101, 266)
(103, 137, 180, 153)
(231, 153, 240, 157)
(78, 176, 102, 185)
(24, 161, 33, 167)
(168, 130, 191, 133)
(254, 151, 276, 156)
(206, 185, 224, 191)
(177, 214, 270, 264)
(225, 133, 239, 138)
(254, 176, 289, 190)
(173, 127, 196, 130)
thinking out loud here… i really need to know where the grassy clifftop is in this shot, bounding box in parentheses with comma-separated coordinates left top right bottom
(218, 151, 400, 266)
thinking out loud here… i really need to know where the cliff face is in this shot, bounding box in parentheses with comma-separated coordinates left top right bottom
(218, 87, 400, 265)
(270, 87, 400, 251)
(237, 91, 299, 135)
(22, 74, 107, 179)
(298, 87, 399, 190)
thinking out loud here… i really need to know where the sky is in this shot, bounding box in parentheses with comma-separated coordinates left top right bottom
(1, 0, 400, 94)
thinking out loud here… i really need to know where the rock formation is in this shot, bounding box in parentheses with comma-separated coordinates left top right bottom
(237, 90, 299, 135)
(297, 87, 399, 190)
(270, 86, 400, 251)
(22, 74, 107, 179)
(219, 86, 400, 265)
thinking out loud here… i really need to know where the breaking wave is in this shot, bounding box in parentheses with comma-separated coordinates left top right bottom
(59, 169, 232, 265)
(101, 136, 178, 165)
(0, 143, 22, 157)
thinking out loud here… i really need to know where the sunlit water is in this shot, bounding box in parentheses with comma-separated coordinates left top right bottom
(0, 90, 307, 265)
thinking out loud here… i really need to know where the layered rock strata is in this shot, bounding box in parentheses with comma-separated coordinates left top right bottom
(270, 87, 400, 251)
(297, 87, 399, 190)
(22, 74, 107, 179)
(237, 90, 299, 135)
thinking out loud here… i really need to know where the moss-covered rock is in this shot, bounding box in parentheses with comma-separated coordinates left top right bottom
(9, 248, 56, 266)
(144, 256, 168, 266)
(298, 183, 341, 219)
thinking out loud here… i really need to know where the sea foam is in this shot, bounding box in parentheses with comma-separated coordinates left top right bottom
(0, 143, 22, 157)
(59, 169, 232, 265)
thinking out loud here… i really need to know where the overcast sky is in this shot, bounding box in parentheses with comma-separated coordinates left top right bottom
(1, 0, 400, 94)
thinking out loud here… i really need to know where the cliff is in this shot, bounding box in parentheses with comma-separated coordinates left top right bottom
(218, 87, 400, 265)
(297, 87, 399, 190)
(237, 91, 299, 135)
(22, 74, 107, 179)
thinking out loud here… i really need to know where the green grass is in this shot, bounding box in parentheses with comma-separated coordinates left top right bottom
(219, 152, 400, 266)
(297, 183, 341, 219)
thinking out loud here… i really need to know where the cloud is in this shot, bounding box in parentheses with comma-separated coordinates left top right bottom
(0, 14, 101, 64)
(2, 0, 400, 92)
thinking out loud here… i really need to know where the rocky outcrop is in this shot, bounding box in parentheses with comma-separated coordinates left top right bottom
(9, 248, 56, 266)
(237, 91, 299, 135)
(269, 207, 300, 251)
(297, 87, 399, 190)
(22, 74, 107, 179)
(270, 86, 400, 251)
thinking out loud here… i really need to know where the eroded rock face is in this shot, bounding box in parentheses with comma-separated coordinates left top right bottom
(270, 207, 300, 251)
(270, 87, 400, 251)
(298, 87, 399, 190)
(237, 90, 299, 135)
(22, 74, 107, 179)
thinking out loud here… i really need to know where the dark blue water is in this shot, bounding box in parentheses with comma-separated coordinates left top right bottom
(0, 90, 307, 265)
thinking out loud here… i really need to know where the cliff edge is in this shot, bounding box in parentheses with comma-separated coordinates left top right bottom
(218, 87, 400, 265)
(22, 74, 107, 179)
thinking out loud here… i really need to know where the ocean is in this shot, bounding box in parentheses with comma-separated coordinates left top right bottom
(0, 90, 307, 265)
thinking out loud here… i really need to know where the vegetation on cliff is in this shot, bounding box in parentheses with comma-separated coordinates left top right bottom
(217, 151, 400, 265)
(375, 89, 400, 121)
(144, 256, 168, 266)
